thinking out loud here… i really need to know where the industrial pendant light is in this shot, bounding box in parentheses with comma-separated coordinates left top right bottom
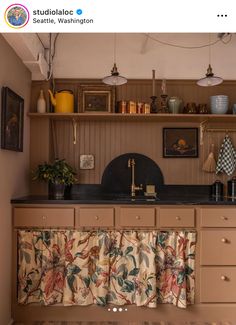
(197, 34, 223, 87)
(102, 34, 127, 86)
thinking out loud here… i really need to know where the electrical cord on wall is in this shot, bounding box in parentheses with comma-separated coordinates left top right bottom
(36, 33, 59, 81)
(145, 33, 232, 49)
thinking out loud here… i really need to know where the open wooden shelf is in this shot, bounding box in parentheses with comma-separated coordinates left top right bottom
(28, 112, 236, 123)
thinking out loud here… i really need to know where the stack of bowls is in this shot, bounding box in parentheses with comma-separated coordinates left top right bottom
(210, 95, 229, 114)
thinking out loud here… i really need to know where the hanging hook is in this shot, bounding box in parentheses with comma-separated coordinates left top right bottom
(72, 118, 77, 145)
(199, 119, 208, 146)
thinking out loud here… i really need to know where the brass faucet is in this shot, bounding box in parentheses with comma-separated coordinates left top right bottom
(128, 158, 143, 197)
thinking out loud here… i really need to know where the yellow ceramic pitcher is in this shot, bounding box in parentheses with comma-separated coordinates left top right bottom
(48, 89, 74, 113)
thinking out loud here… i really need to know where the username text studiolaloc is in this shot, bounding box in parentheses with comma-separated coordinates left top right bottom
(33, 9, 74, 15)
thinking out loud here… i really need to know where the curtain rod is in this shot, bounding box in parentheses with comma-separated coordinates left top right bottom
(206, 128, 236, 132)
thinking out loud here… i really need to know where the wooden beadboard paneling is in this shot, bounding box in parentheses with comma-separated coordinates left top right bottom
(52, 119, 236, 186)
(32, 79, 236, 114)
(30, 79, 236, 189)
(30, 118, 51, 194)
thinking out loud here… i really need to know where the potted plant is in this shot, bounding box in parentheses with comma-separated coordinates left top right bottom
(32, 158, 77, 198)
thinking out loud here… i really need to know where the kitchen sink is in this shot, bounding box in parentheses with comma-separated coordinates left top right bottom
(110, 194, 159, 202)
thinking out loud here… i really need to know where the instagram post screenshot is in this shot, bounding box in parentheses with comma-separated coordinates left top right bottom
(1, 1, 236, 325)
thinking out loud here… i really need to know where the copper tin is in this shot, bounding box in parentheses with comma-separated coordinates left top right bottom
(144, 103, 150, 114)
(127, 101, 137, 114)
(118, 101, 127, 114)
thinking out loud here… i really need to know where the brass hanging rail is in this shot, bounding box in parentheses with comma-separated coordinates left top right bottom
(205, 128, 236, 132)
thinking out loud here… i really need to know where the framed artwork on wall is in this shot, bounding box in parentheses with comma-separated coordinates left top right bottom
(163, 128, 198, 158)
(80, 154, 95, 169)
(1, 87, 24, 152)
(78, 84, 115, 113)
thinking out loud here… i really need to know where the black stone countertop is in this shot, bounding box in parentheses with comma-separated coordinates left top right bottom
(11, 184, 236, 205)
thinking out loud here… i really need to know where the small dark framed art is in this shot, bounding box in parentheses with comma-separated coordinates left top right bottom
(163, 128, 198, 158)
(1, 87, 24, 152)
(78, 84, 115, 113)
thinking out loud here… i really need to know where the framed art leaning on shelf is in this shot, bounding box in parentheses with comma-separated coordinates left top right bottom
(78, 84, 115, 113)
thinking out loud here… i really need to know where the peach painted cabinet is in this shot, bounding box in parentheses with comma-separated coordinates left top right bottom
(12, 204, 236, 323)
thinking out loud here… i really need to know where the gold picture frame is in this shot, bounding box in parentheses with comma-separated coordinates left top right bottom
(78, 85, 115, 113)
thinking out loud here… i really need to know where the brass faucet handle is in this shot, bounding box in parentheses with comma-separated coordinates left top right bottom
(128, 158, 135, 167)
(134, 184, 143, 192)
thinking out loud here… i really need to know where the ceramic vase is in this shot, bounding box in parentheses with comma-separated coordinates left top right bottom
(167, 97, 183, 114)
(37, 89, 46, 113)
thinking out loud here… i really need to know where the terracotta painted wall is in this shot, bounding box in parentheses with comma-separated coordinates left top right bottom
(0, 34, 31, 325)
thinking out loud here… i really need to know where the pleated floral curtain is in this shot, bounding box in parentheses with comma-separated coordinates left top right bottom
(17, 230, 196, 309)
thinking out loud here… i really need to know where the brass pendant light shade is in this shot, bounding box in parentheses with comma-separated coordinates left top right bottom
(102, 34, 127, 86)
(197, 64, 223, 87)
(102, 63, 127, 86)
(197, 34, 223, 87)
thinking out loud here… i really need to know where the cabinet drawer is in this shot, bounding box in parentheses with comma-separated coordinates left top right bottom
(120, 208, 155, 227)
(159, 208, 195, 227)
(200, 208, 236, 227)
(200, 267, 236, 302)
(14, 208, 74, 227)
(201, 230, 236, 265)
(78, 208, 114, 227)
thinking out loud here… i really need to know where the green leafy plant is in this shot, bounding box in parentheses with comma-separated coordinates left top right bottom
(32, 158, 77, 185)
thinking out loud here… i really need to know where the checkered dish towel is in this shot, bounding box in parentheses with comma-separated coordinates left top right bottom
(216, 134, 236, 176)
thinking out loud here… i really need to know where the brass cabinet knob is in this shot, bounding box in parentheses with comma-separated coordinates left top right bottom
(221, 216, 228, 221)
(136, 216, 141, 220)
(176, 216, 181, 221)
(221, 238, 227, 243)
(95, 216, 99, 220)
(42, 216, 47, 220)
(221, 275, 227, 281)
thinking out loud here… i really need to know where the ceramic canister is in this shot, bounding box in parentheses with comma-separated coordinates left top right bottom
(211, 180, 224, 198)
(227, 177, 236, 198)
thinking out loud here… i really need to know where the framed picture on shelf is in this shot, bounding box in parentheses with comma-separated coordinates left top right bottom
(1, 87, 24, 152)
(78, 84, 115, 113)
(163, 128, 198, 158)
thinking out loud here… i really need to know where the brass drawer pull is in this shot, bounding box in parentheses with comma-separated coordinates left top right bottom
(221, 216, 228, 221)
(95, 216, 99, 220)
(221, 238, 228, 243)
(136, 216, 141, 220)
(220, 275, 228, 281)
(175, 216, 181, 221)
(42, 216, 47, 220)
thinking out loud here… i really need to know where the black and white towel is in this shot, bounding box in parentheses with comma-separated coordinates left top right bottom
(216, 134, 236, 176)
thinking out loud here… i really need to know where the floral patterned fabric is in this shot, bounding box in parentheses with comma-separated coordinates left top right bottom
(18, 230, 196, 309)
